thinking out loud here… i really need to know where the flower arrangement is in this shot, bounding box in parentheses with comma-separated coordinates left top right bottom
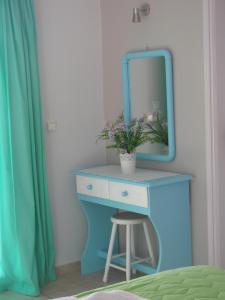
(97, 113, 149, 154)
(144, 112, 168, 146)
(97, 112, 168, 175)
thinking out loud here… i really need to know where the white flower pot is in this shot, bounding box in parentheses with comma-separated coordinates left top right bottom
(119, 152, 136, 175)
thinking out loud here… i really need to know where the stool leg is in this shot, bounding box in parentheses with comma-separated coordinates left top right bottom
(131, 225, 136, 274)
(103, 223, 117, 283)
(142, 221, 156, 267)
(126, 224, 131, 281)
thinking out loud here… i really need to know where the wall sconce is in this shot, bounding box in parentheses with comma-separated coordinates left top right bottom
(132, 3, 150, 23)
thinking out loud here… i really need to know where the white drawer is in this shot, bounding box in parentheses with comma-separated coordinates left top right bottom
(109, 181, 148, 208)
(76, 175, 109, 199)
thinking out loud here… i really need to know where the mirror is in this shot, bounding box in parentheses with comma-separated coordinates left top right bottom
(122, 49, 175, 161)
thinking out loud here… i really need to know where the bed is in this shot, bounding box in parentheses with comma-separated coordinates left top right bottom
(76, 266, 225, 299)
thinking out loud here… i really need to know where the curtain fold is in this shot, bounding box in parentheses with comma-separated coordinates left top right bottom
(0, 0, 56, 296)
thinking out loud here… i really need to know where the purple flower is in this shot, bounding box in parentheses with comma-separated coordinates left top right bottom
(116, 123, 126, 131)
(108, 129, 115, 140)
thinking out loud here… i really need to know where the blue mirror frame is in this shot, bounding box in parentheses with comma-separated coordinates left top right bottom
(122, 49, 175, 162)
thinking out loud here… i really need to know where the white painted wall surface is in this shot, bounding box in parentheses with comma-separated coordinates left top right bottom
(34, 0, 106, 266)
(34, 0, 209, 267)
(100, 0, 208, 264)
(214, 0, 225, 268)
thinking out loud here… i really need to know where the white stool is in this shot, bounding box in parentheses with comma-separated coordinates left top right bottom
(103, 212, 156, 282)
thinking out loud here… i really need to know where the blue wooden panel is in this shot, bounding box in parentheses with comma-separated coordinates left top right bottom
(78, 194, 148, 215)
(80, 201, 118, 274)
(149, 181, 192, 272)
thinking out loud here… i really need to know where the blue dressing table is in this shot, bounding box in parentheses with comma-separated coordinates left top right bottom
(75, 165, 192, 275)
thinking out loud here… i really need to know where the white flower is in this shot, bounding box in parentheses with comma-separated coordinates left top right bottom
(145, 112, 158, 123)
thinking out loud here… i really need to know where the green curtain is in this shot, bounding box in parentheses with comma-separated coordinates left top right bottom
(0, 0, 56, 296)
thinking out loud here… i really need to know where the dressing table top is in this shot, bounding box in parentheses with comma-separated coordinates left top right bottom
(75, 165, 191, 187)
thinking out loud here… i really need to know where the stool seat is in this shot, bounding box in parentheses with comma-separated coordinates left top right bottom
(111, 212, 148, 225)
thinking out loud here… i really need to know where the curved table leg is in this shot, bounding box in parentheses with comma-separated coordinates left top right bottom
(149, 181, 192, 272)
(80, 199, 118, 274)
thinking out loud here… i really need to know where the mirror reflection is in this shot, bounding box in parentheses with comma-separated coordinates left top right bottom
(130, 57, 168, 155)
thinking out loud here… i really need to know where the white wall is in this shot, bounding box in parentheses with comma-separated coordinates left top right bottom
(34, 0, 106, 266)
(34, 0, 209, 266)
(100, 0, 208, 264)
(214, 0, 225, 267)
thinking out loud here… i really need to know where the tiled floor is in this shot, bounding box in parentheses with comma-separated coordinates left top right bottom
(0, 292, 46, 300)
(0, 263, 141, 300)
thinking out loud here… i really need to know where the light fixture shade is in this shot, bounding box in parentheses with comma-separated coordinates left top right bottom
(141, 3, 150, 16)
(132, 8, 141, 23)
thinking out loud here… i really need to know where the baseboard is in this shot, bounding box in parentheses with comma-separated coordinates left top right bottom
(56, 261, 81, 276)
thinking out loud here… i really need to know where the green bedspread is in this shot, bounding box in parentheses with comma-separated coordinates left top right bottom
(77, 266, 225, 299)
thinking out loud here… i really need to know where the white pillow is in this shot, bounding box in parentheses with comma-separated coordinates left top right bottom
(51, 290, 146, 300)
(83, 290, 146, 300)
(52, 297, 77, 300)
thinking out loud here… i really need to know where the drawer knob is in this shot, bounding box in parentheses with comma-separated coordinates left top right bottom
(86, 184, 93, 190)
(121, 191, 128, 197)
